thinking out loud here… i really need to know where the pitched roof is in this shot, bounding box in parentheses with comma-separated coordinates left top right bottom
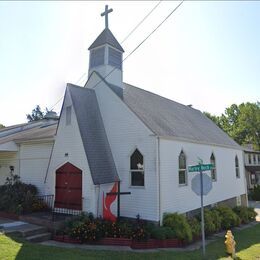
(88, 28, 124, 52)
(0, 120, 57, 145)
(122, 83, 241, 149)
(68, 84, 119, 184)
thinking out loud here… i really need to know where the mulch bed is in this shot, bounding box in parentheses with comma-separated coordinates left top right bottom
(53, 235, 185, 249)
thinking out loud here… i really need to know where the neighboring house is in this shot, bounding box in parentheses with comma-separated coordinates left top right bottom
(43, 9, 248, 223)
(243, 146, 260, 190)
(0, 113, 58, 194)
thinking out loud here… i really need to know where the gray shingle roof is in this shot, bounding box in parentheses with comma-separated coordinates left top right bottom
(68, 84, 119, 184)
(0, 120, 57, 145)
(88, 28, 124, 52)
(122, 83, 241, 149)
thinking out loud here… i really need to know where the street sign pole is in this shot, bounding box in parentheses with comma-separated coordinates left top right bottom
(200, 170, 206, 257)
(189, 160, 213, 258)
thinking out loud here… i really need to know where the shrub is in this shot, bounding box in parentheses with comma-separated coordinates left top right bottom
(188, 217, 201, 238)
(69, 219, 102, 242)
(150, 226, 168, 240)
(249, 185, 260, 201)
(215, 205, 241, 229)
(163, 226, 176, 239)
(210, 208, 222, 232)
(163, 213, 192, 242)
(233, 206, 257, 224)
(63, 213, 92, 235)
(131, 221, 150, 241)
(31, 199, 49, 212)
(99, 220, 132, 239)
(0, 175, 38, 214)
(204, 209, 216, 235)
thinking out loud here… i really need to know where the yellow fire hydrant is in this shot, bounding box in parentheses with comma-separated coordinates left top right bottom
(225, 230, 236, 258)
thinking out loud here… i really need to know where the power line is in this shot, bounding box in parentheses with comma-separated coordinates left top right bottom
(75, 72, 87, 84)
(124, 0, 184, 62)
(75, 1, 162, 87)
(48, 1, 183, 111)
(49, 96, 63, 111)
(91, 0, 184, 89)
(48, 3, 162, 110)
(120, 0, 162, 44)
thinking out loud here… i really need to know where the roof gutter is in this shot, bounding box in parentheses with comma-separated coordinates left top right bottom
(158, 135, 242, 150)
(14, 137, 55, 144)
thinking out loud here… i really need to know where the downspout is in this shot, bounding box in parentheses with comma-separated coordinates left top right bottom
(156, 136, 162, 225)
(18, 144, 21, 177)
(96, 184, 100, 217)
(44, 141, 55, 184)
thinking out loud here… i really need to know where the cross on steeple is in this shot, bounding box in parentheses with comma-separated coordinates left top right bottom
(101, 5, 113, 29)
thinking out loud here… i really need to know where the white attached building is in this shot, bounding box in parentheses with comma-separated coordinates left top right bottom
(0, 116, 58, 195)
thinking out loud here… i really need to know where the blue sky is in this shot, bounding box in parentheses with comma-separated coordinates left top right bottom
(0, 1, 259, 126)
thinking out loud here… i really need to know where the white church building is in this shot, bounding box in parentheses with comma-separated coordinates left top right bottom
(1, 6, 247, 223)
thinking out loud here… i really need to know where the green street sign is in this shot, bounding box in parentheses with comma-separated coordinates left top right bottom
(188, 164, 213, 173)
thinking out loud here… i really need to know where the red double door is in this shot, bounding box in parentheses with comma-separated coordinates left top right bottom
(55, 162, 82, 210)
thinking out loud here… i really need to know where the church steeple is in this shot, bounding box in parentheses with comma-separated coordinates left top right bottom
(88, 5, 124, 88)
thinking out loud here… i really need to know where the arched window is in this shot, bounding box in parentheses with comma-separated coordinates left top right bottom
(235, 155, 240, 178)
(210, 153, 217, 181)
(178, 151, 187, 185)
(130, 149, 144, 186)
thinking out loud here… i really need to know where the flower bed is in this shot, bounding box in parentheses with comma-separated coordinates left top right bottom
(131, 239, 157, 249)
(53, 235, 183, 249)
(53, 206, 257, 250)
(0, 211, 20, 220)
(157, 238, 184, 248)
(98, 237, 132, 246)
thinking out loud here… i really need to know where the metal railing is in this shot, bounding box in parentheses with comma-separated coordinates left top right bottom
(52, 198, 84, 221)
(35, 194, 54, 212)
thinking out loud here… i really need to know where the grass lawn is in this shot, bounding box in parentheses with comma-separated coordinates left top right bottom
(0, 224, 259, 260)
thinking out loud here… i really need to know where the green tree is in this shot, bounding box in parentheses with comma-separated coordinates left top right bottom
(0, 124, 5, 129)
(203, 112, 221, 128)
(204, 102, 260, 150)
(26, 105, 48, 122)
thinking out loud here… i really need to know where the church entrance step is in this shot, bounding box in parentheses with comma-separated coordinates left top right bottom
(19, 213, 64, 231)
(26, 232, 52, 243)
(21, 226, 47, 238)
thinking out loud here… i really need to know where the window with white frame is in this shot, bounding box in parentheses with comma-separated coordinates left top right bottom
(210, 153, 217, 181)
(178, 150, 187, 185)
(235, 155, 240, 178)
(66, 106, 72, 125)
(253, 154, 256, 164)
(130, 149, 144, 186)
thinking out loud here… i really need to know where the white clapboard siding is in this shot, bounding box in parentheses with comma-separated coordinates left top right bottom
(19, 142, 53, 195)
(159, 138, 246, 221)
(45, 90, 96, 215)
(92, 75, 159, 222)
